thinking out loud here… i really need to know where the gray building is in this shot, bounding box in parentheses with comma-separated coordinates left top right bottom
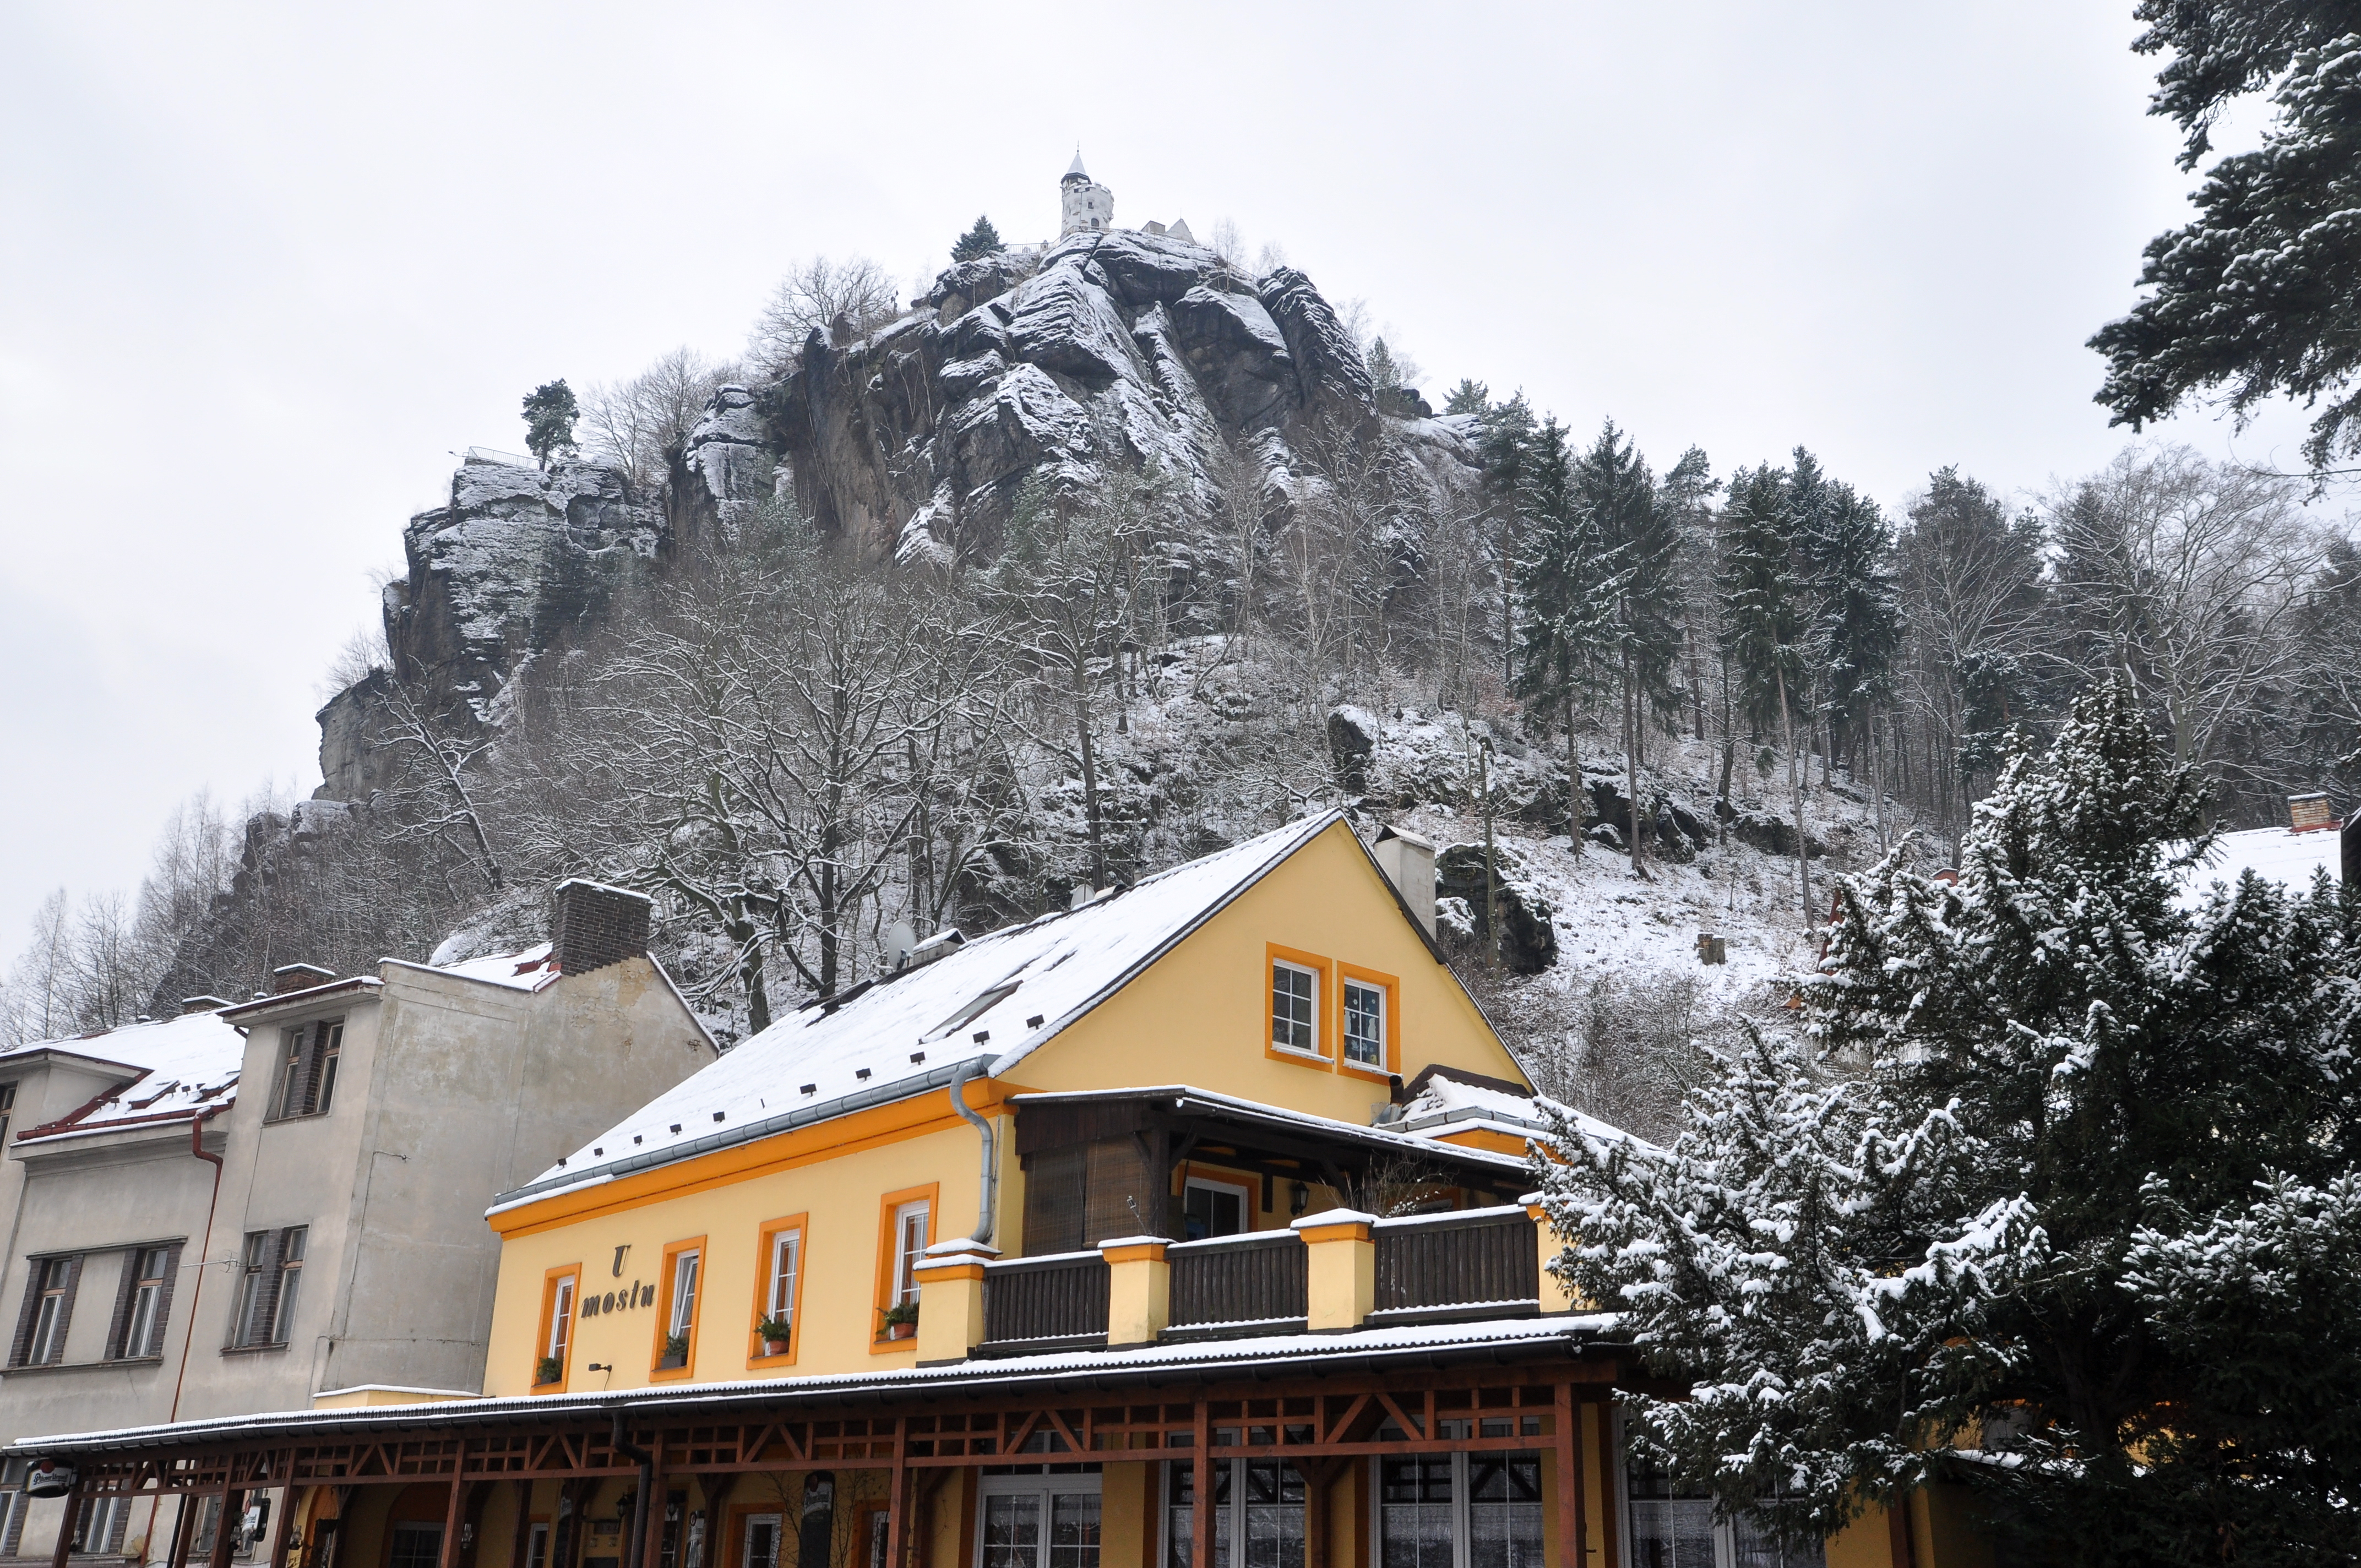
(0, 883, 714, 1564)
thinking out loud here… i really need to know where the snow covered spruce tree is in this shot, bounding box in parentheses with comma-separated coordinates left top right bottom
(1535, 679, 2361, 1566)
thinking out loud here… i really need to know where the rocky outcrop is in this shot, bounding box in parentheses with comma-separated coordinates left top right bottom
(315, 453, 662, 802)
(1435, 842, 1559, 973)
(764, 231, 1400, 565)
(384, 454, 661, 722)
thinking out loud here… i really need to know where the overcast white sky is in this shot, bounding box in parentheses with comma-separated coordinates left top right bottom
(0, 2, 2347, 952)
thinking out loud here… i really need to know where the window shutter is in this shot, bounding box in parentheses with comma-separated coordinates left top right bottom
(7, 1265, 43, 1369)
(49, 1257, 80, 1363)
(104, 1250, 140, 1361)
(150, 1243, 184, 1357)
(104, 1499, 130, 1554)
(286, 1025, 316, 1116)
(3, 1488, 27, 1555)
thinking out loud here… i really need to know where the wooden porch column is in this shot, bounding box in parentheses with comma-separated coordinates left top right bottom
(508, 1483, 537, 1568)
(1553, 1385, 1587, 1568)
(209, 1488, 246, 1568)
(46, 1487, 81, 1568)
(1190, 1401, 1211, 1568)
(638, 1437, 668, 1568)
(438, 1445, 469, 1568)
(882, 1420, 910, 1568)
(1293, 1462, 1332, 1568)
(270, 1484, 301, 1568)
(168, 1489, 199, 1568)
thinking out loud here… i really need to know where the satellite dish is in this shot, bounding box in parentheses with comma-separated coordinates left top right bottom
(883, 923, 916, 972)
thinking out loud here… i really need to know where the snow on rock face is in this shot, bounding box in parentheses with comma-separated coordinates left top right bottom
(774, 230, 1417, 565)
(673, 384, 771, 546)
(376, 454, 661, 732)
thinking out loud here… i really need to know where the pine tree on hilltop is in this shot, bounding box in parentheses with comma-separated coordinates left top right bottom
(951, 215, 1004, 262)
(1537, 680, 2361, 1567)
(1443, 378, 1490, 416)
(521, 380, 579, 470)
(1366, 337, 1399, 391)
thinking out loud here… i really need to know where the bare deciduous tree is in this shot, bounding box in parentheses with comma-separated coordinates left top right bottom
(747, 257, 902, 379)
(583, 346, 740, 491)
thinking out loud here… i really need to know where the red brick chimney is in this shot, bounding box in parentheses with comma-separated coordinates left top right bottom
(2289, 793, 2336, 833)
(552, 880, 654, 975)
(272, 963, 337, 994)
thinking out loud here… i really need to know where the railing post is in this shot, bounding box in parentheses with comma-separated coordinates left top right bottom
(1098, 1237, 1171, 1347)
(913, 1239, 998, 1363)
(1292, 1211, 1376, 1331)
(1525, 1197, 1579, 1313)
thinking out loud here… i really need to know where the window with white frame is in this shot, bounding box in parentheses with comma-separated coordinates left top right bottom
(764, 1229, 801, 1335)
(268, 1020, 344, 1120)
(70, 1496, 132, 1556)
(116, 1244, 176, 1359)
(0, 1082, 16, 1147)
(1365, 1428, 1544, 1568)
(1270, 961, 1319, 1055)
(1180, 1177, 1249, 1242)
(1342, 978, 1386, 1068)
(1163, 1452, 1302, 1568)
(543, 1273, 575, 1376)
(660, 1246, 700, 1366)
(19, 1256, 78, 1365)
(1623, 1452, 1824, 1568)
(981, 1467, 1101, 1568)
(228, 1226, 306, 1348)
(891, 1201, 930, 1306)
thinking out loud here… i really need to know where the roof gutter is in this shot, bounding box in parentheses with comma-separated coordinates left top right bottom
(486, 1054, 1001, 1216)
(12, 1324, 1608, 1457)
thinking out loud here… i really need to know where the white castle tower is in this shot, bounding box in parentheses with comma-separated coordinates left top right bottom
(1059, 151, 1113, 237)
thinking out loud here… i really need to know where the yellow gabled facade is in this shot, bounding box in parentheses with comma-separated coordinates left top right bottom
(480, 818, 1529, 1398)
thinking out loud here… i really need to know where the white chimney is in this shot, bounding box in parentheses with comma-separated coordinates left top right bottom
(1372, 825, 1437, 935)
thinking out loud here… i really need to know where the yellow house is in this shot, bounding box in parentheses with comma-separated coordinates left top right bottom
(9, 813, 1974, 1568)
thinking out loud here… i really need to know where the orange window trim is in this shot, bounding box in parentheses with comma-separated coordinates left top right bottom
(870, 1182, 939, 1353)
(534, 1264, 580, 1391)
(1335, 962, 1402, 1080)
(748, 1212, 809, 1370)
(1264, 943, 1334, 1068)
(490, 1079, 1030, 1239)
(649, 1234, 708, 1382)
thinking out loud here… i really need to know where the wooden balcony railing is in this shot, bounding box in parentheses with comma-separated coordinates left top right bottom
(979, 1252, 1109, 1353)
(1371, 1206, 1540, 1317)
(1167, 1231, 1307, 1331)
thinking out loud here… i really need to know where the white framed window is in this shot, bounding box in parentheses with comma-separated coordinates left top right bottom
(70, 1496, 132, 1556)
(229, 1226, 306, 1348)
(1270, 961, 1319, 1055)
(546, 1275, 575, 1363)
(980, 1468, 1101, 1568)
(1620, 1428, 1825, 1568)
(667, 1248, 701, 1342)
(741, 1513, 783, 1568)
(892, 1201, 930, 1306)
(24, 1256, 77, 1365)
(767, 1229, 801, 1325)
(119, 1245, 173, 1359)
(1181, 1177, 1251, 1242)
(1342, 978, 1386, 1068)
(0, 1081, 17, 1146)
(270, 1021, 344, 1120)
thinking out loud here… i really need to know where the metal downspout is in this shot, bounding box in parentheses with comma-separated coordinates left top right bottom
(946, 1058, 997, 1245)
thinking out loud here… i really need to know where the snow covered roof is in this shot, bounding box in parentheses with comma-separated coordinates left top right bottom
(1395, 1070, 1642, 1155)
(3, 1009, 247, 1146)
(490, 813, 1348, 1213)
(391, 941, 562, 993)
(9, 1310, 1613, 1456)
(2175, 824, 2346, 908)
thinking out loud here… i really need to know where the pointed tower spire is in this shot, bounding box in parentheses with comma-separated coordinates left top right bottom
(1064, 148, 1090, 183)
